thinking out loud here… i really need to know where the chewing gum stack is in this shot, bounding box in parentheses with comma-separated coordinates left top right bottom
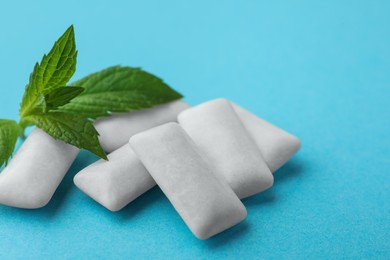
(75, 98, 300, 239)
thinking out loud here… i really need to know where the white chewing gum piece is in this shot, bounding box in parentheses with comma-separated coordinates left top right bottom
(130, 123, 247, 240)
(74, 144, 153, 211)
(231, 103, 301, 172)
(0, 128, 79, 209)
(73, 101, 300, 211)
(178, 98, 273, 199)
(95, 100, 190, 153)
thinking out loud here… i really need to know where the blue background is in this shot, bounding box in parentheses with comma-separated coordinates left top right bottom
(0, 0, 389, 259)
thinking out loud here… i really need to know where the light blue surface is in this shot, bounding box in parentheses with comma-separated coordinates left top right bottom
(0, 0, 389, 259)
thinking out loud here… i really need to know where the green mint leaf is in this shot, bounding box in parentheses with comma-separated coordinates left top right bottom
(22, 112, 107, 160)
(20, 25, 77, 117)
(59, 66, 183, 119)
(43, 86, 84, 111)
(0, 119, 23, 167)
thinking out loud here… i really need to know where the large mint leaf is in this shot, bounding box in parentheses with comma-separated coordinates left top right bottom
(59, 66, 182, 118)
(20, 25, 77, 117)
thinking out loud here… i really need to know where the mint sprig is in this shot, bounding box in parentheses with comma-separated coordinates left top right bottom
(16, 25, 106, 159)
(20, 25, 77, 118)
(0, 25, 183, 167)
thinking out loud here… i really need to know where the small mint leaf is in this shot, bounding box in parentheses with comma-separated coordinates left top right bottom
(23, 112, 107, 160)
(0, 119, 23, 167)
(43, 86, 84, 111)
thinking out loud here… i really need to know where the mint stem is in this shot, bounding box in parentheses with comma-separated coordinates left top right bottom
(18, 119, 32, 138)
